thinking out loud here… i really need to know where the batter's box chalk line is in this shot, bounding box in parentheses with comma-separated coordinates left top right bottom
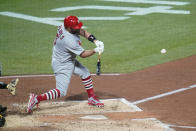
(167, 124, 196, 129)
(132, 84, 196, 105)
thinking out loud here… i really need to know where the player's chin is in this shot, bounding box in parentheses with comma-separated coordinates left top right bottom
(70, 28, 80, 35)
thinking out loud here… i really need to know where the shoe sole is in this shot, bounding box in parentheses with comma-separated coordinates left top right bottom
(88, 102, 104, 107)
(27, 94, 35, 113)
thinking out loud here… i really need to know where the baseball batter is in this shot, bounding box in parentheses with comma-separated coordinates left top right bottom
(27, 16, 104, 113)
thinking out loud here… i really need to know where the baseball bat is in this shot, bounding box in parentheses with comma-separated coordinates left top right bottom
(96, 52, 101, 75)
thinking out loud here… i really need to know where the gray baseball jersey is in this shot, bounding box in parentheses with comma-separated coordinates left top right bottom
(52, 24, 90, 97)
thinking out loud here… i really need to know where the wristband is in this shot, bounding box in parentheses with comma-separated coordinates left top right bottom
(88, 34, 96, 43)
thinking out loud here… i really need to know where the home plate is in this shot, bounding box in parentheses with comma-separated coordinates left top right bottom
(80, 115, 108, 120)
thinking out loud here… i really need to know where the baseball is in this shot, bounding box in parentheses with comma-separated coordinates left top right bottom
(161, 49, 167, 54)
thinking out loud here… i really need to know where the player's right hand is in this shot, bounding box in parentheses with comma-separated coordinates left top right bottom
(94, 45, 104, 53)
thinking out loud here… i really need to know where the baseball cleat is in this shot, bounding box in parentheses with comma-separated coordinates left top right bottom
(7, 78, 19, 95)
(88, 95, 104, 107)
(27, 93, 39, 113)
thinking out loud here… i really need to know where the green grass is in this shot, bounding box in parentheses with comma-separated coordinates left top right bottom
(0, 0, 196, 75)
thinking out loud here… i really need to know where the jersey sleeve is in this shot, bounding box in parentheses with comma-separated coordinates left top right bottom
(65, 39, 84, 56)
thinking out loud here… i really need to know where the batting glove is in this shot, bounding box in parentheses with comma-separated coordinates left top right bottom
(95, 40, 104, 48)
(94, 45, 104, 54)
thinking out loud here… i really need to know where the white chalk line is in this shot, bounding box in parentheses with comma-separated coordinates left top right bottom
(44, 16, 130, 21)
(168, 124, 196, 129)
(132, 84, 196, 105)
(0, 11, 129, 28)
(102, 0, 190, 6)
(131, 84, 196, 130)
(0, 73, 121, 79)
(120, 98, 142, 111)
(132, 118, 173, 130)
(51, 5, 190, 15)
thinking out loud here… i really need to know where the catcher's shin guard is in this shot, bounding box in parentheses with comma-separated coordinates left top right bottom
(0, 115, 5, 127)
(0, 105, 7, 117)
(7, 78, 19, 95)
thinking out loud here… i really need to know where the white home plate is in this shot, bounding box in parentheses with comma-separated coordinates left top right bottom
(80, 115, 108, 120)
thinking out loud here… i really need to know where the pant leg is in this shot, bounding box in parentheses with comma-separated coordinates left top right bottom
(73, 60, 95, 98)
(55, 73, 73, 97)
(52, 60, 75, 97)
(73, 59, 90, 79)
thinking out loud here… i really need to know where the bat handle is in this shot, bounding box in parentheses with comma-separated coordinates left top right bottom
(96, 52, 101, 75)
(98, 52, 101, 59)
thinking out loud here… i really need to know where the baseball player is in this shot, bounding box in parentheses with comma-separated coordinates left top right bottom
(0, 78, 19, 95)
(27, 16, 104, 113)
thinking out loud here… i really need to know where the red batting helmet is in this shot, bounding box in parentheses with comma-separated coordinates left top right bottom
(64, 16, 83, 29)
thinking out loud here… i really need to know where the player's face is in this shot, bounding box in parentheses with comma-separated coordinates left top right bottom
(70, 28, 80, 35)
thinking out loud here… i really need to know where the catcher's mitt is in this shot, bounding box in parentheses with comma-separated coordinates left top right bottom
(7, 78, 19, 95)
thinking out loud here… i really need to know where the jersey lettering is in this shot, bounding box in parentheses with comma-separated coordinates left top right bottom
(78, 40, 82, 46)
(53, 25, 65, 45)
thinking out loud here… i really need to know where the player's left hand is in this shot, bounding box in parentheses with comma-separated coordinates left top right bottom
(94, 44, 104, 53)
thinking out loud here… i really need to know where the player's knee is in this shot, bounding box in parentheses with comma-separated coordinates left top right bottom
(59, 90, 67, 97)
(56, 87, 67, 97)
(81, 70, 91, 80)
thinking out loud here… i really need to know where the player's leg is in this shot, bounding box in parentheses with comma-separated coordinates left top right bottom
(27, 62, 74, 113)
(37, 72, 72, 102)
(27, 72, 73, 113)
(73, 60, 94, 97)
(73, 60, 104, 107)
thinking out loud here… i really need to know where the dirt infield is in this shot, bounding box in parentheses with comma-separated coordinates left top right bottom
(0, 55, 196, 131)
(4, 100, 174, 131)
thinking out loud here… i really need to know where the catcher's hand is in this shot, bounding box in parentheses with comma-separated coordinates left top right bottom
(7, 78, 19, 95)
